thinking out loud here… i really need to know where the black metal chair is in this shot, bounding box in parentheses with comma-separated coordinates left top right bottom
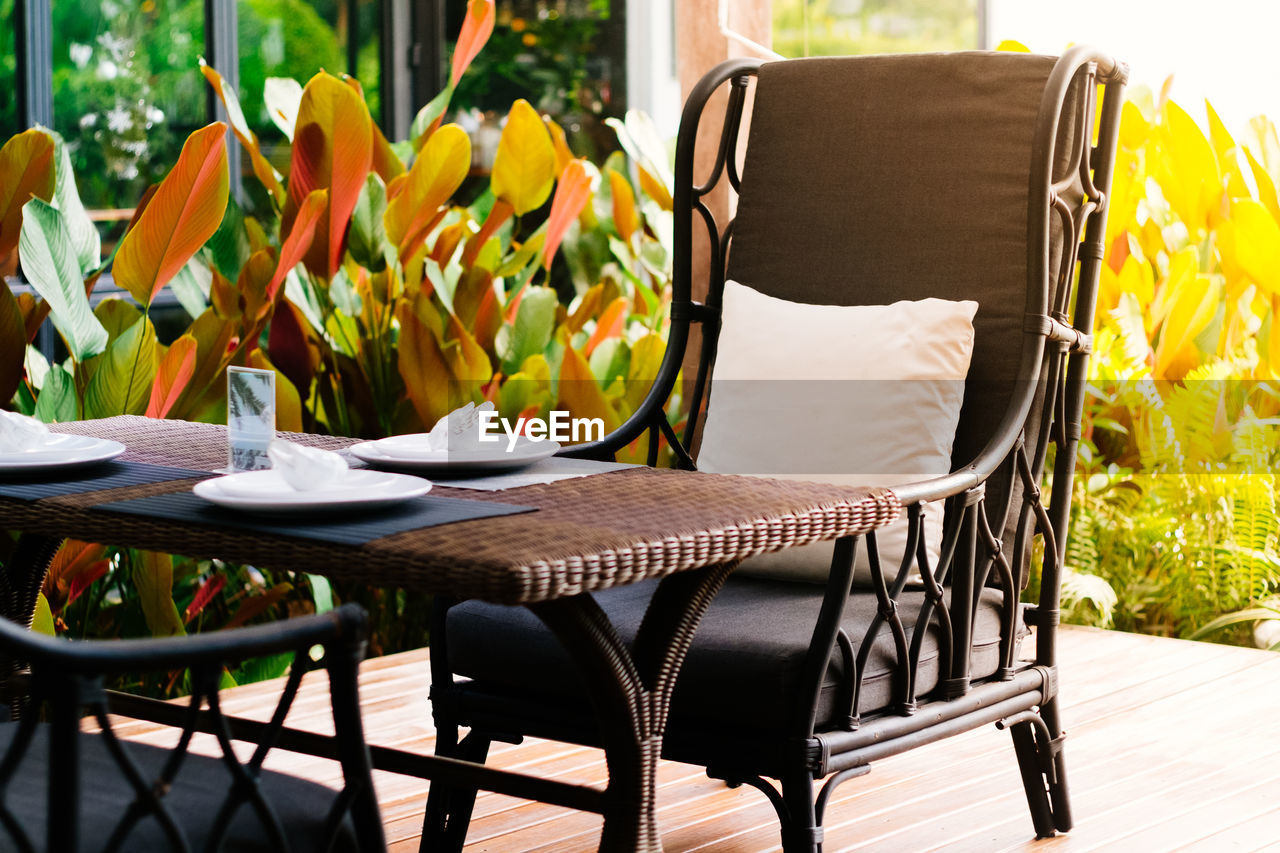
(425, 48, 1127, 851)
(0, 602, 385, 852)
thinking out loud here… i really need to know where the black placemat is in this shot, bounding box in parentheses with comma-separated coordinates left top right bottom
(0, 461, 210, 501)
(92, 490, 535, 546)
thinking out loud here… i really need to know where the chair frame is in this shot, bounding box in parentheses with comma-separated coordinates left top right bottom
(0, 602, 385, 853)
(430, 47, 1127, 851)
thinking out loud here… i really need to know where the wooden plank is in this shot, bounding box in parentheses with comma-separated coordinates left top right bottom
(97, 626, 1280, 852)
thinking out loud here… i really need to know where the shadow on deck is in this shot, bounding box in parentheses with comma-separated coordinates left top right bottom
(103, 625, 1280, 851)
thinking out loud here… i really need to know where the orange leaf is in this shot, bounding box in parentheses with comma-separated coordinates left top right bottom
(42, 540, 109, 612)
(146, 334, 198, 419)
(268, 188, 327, 305)
(557, 334, 620, 434)
(451, 0, 496, 87)
(226, 583, 292, 628)
(342, 76, 405, 182)
(608, 169, 639, 244)
(462, 198, 514, 268)
(284, 73, 373, 278)
(585, 296, 628, 357)
(249, 348, 304, 432)
(543, 160, 593, 271)
(0, 128, 57, 260)
(200, 60, 285, 205)
(113, 124, 230, 307)
(396, 301, 455, 428)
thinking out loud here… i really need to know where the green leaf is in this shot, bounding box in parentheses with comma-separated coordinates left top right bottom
(1189, 607, 1280, 640)
(32, 593, 56, 636)
(48, 129, 101, 274)
(306, 573, 334, 614)
(133, 551, 186, 638)
(34, 365, 77, 423)
(501, 287, 559, 375)
(409, 84, 454, 146)
(19, 199, 108, 361)
(84, 315, 157, 418)
(348, 173, 389, 271)
(169, 257, 212, 320)
(203, 198, 250, 281)
(233, 652, 294, 684)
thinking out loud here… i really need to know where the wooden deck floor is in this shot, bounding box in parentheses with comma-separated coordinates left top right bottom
(105, 626, 1280, 851)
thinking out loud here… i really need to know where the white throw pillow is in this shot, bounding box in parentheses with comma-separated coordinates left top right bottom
(697, 280, 978, 584)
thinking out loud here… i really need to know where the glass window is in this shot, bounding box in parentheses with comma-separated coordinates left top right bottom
(772, 0, 978, 58)
(0, 0, 16, 140)
(51, 0, 206, 223)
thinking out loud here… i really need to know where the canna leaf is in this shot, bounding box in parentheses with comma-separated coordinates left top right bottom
(267, 298, 317, 394)
(248, 348, 304, 432)
(557, 334, 620, 435)
(33, 364, 77, 423)
(268, 188, 327, 305)
(584, 296, 628, 357)
(397, 301, 458, 428)
(284, 73, 373, 278)
(48, 130, 101, 274)
(0, 128, 56, 261)
(501, 286, 558, 375)
(451, 0, 496, 87)
(84, 315, 158, 418)
(491, 100, 557, 216)
(385, 124, 470, 256)
(184, 573, 227, 624)
(608, 168, 639, 245)
(349, 174, 389, 270)
(18, 198, 108, 361)
(113, 123, 230, 307)
(133, 551, 186, 638)
(0, 280, 24, 403)
(200, 60, 286, 205)
(264, 77, 304, 141)
(1155, 100, 1220, 233)
(146, 334, 198, 419)
(543, 160, 594, 271)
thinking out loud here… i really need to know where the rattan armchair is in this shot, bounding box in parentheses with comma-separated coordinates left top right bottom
(425, 48, 1127, 851)
(0, 602, 384, 852)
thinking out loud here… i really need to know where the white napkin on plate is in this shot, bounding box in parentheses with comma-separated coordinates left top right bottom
(266, 440, 349, 491)
(0, 411, 51, 453)
(375, 401, 497, 457)
(428, 401, 496, 451)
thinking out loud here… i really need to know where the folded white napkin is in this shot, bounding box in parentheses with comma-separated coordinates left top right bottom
(374, 401, 497, 458)
(266, 440, 349, 491)
(428, 401, 496, 451)
(0, 411, 51, 453)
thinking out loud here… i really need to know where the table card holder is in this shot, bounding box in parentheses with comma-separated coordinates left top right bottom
(227, 366, 275, 472)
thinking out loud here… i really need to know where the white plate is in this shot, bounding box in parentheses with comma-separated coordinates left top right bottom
(0, 435, 126, 471)
(350, 435, 561, 474)
(193, 468, 431, 513)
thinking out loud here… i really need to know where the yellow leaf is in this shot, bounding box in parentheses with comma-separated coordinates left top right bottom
(1118, 101, 1149, 152)
(1219, 199, 1280, 295)
(248, 349, 303, 432)
(625, 333, 665, 411)
(491, 99, 556, 216)
(1245, 149, 1280, 221)
(1205, 100, 1248, 202)
(995, 39, 1030, 53)
(0, 128, 56, 260)
(384, 123, 470, 255)
(1154, 273, 1221, 379)
(1156, 101, 1220, 233)
(556, 332, 620, 435)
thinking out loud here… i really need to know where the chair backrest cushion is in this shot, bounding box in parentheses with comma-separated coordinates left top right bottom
(723, 52, 1063, 578)
(698, 280, 977, 581)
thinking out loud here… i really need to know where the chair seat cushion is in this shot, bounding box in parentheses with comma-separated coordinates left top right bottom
(447, 576, 1009, 733)
(0, 723, 358, 852)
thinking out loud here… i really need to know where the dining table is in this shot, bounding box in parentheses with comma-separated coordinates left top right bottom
(0, 414, 901, 852)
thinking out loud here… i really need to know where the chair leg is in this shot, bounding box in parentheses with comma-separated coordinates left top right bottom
(780, 771, 822, 853)
(420, 729, 491, 853)
(1007, 705, 1072, 839)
